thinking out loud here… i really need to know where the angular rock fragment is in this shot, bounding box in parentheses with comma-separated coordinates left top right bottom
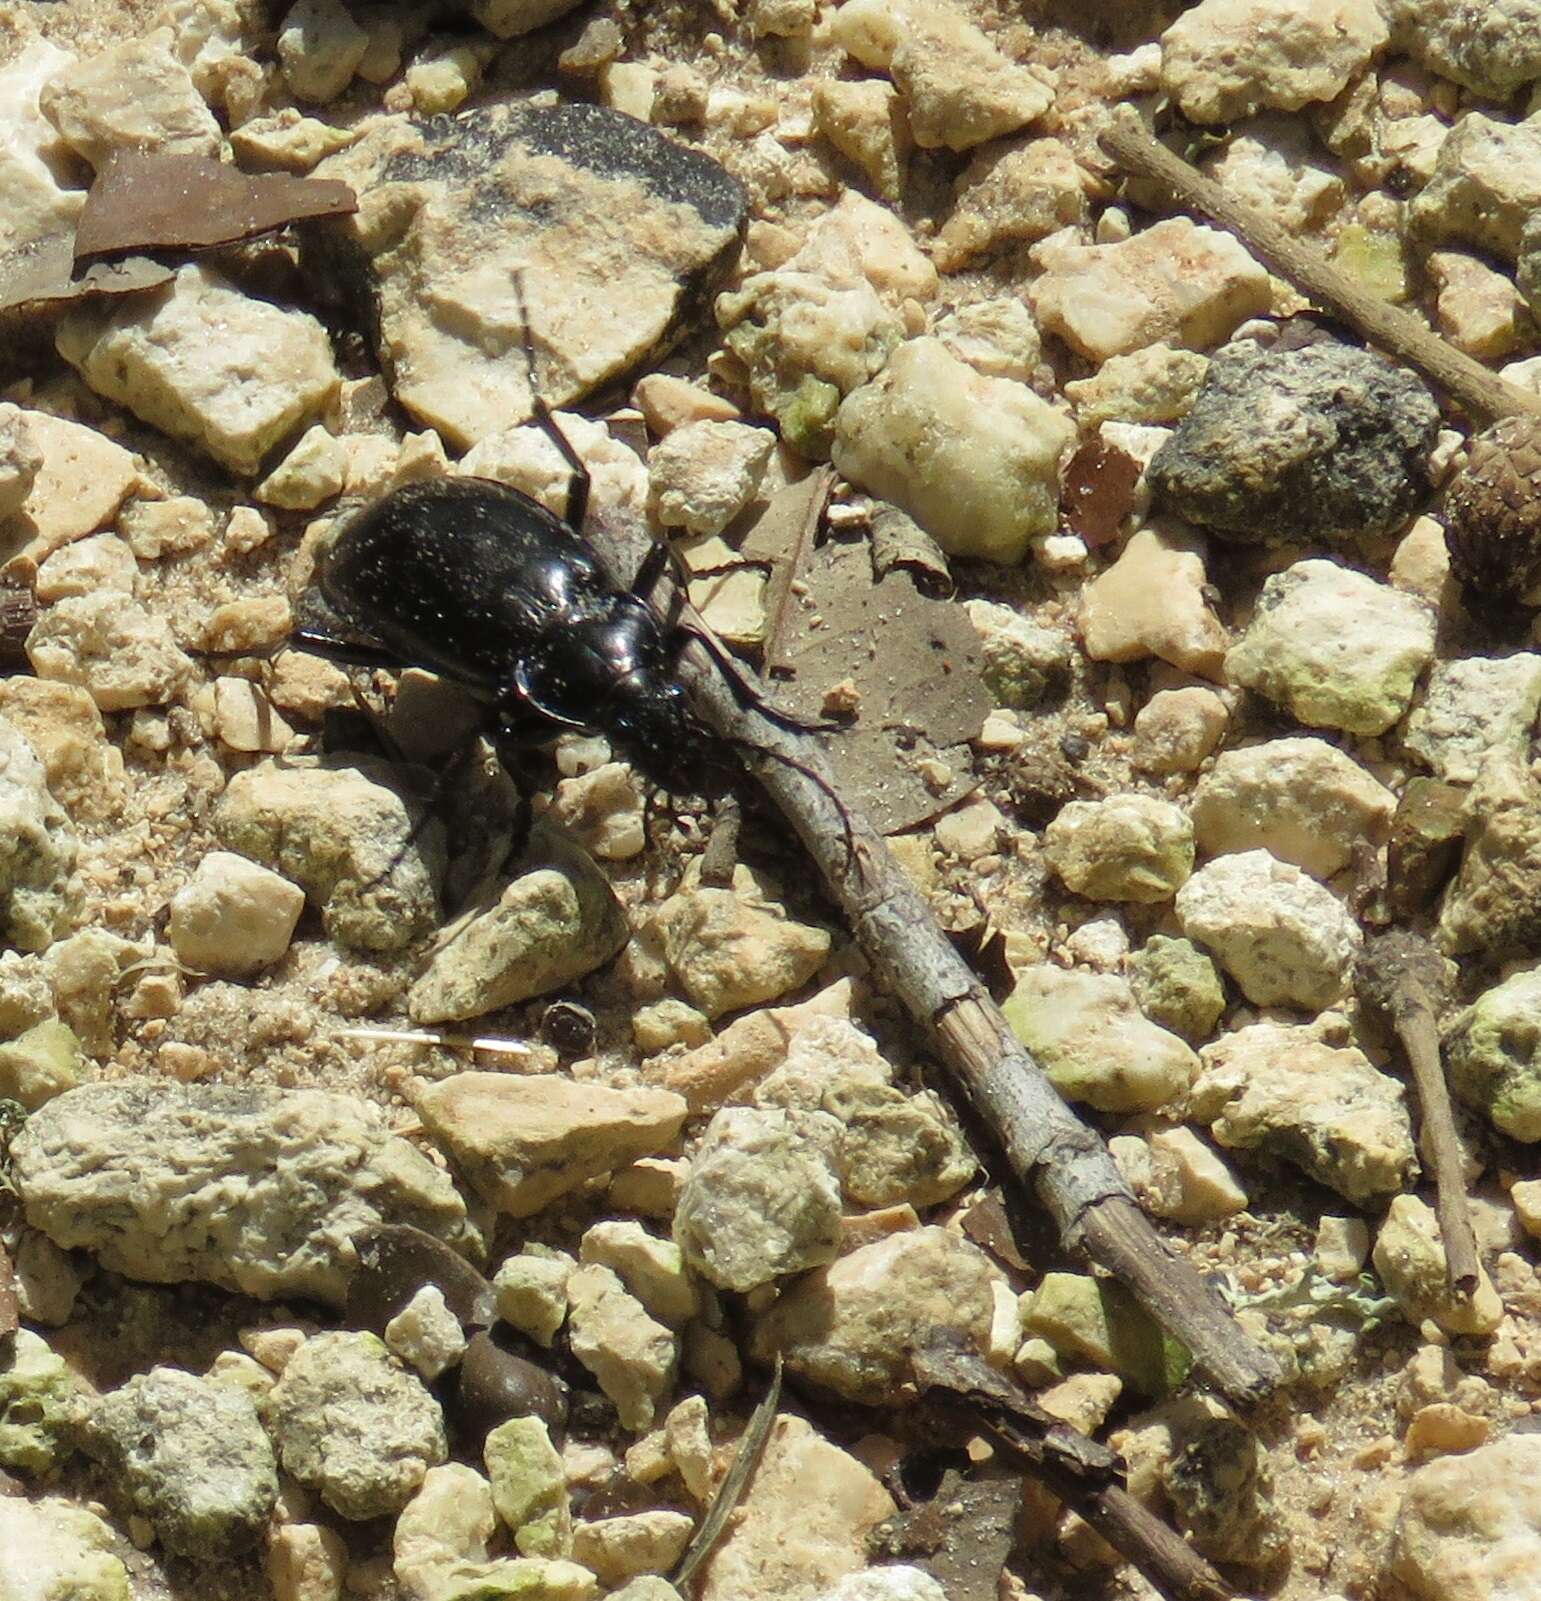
(268, 1331, 447, 1520)
(81, 1367, 278, 1557)
(1372, 1195, 1503, 1337)
(11, 1081, 473, 1304)
(1, 409, 141, 565)
(1191, 1015, 1416, 1203)
(0, 1328, 84, 1476)
(0, 1499, 129, 1601)
(413, 1073, 687, 1218)
(27, 593, 193, 713)
(0, 717, 77, 954)
(566, 1263, 677, 1431)
(1149, 344, 1439, 545)
(1043, 793, 1194, 904)
(168, 850, 305, 978)
(1436, 754, 1541, 959)
(1409, 114, 1541, 262)
(1444, 966, 1541, 1142)
(309, 103, 746, 447)
(1403, 654, 1541, 785)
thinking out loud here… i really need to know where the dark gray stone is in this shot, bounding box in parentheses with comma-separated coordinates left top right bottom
(306, 102, 747, 448)
(1147, 343, 1440, 545)
(82, 1368, 277, 1558)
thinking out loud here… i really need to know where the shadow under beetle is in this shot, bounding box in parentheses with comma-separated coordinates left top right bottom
(294, 287, 851, 866)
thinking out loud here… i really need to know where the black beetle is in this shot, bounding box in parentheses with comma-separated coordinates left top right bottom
(292, 283, 848, 861)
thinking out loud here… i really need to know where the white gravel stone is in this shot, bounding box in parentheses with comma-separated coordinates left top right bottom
(27, 592, 194, 711)
(461, 410, 647, 522)
(1410, 114, 1541, 261)
(39, 27, 222, 165)
(1373, 1194, 1503, 1338)
(1029, 220, 1271, 361)
(0, 41, 85, 258)
(1065, 345, 1211, 428)
(0, 1499, 129, 1601)
(648, 420, 774, 536)
(833, 336, 1073, 564)
(1110, 1122, 1247, 1224)
(1198, 114, 1345, 234)
(1190, 737, 1395, 879)
(1402, 654, 1541, 784)
(1002, 965, 1200, 1114)
(811, 78, 911, 202)
(673, 1106, 843, 1292)
(934, 136, 1086, 271)
(0, 404, 43, 521)
(1224, 559, 1436, 737)
(385, 1285, 468, 1381)
(932, 298, 1042, 382)
(566, 1264, 677, 1432)
(5, 410, 142, 565)
(1160, 0, 1387, 124)
(1175, 849, 1361, 1009)
(1192, 1014, 1415, 1203)
(580, 1221, 698, 1330)
(493, 1247, 573, 1347)
(1389, 1433, 1541, 1599)
(1382, 0, 1541, 99)
(573, 1511, 693, 1587)
(34, 534, 137, 602)
(469, 0, 588, 38)
(1043, 794, 1194, 904)
(168, 850, 305, 977)
(255, 425, 348, 511)
(56, 264, 341, 477)
(277, 0, 368, 104)
(1131, 686, 1230, 774)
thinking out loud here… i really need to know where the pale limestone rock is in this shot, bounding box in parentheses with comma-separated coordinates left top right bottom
(1022, 1271, 1190, 1396)
(413, 1074, 687, 1219)
(1403, 654, 1541, 785)
(1513, 1180, 1541, 1238)
(1029, 221, 1271, 361)
(811, 78, 911, 202)
(752, 1228, 993, 1403)
(267, 1522, 347, 1601)
(493, 1247, 573, 1347)
(0, 1499, 129, 1601)
(831, 0, 1053, 153)
(1428, 249, 1533, 362)
(697, 1414, 893, 1601)
(580, 1221, 698, 1329)
(1077, 521, 1228, 678)
(1444, 966, 1541, 1141)
(810, 1570, 947, 1601)
(1198, 114, 1345, 233)
(231, 109, 362, 172)
(1390, 1437, 1541, 1599)
(462, 410, 647, 524)
(1176, 850, 1361, 1010)
(35, 533, 136, 602)
(566, 1264, 677, 1432)
(5, 410, 141, 565)
(470, 0, 589, 38)
(0, 1019, 80, 1110)
(1224, 559, 1436, 736)
(649, 420, 774, 537)
(1435, 755, 1541, 960)
(933, 796, 1003, 862)
(961, 598, 1070, 708)
(485, 1416, 571, 1557)
(168, 851, 304, 977)
(0, 404, 42, 521)
(1130, 686, 1229, 774)
(801, 193, 939, 308)
(277, 0, 368, 104)
(1390, 514, 1459, 614)
(255, 425, 347, 511)
(57, 264, 340, 476)
(118, 495, 215, 559)
(1192, 1014, 1416, 1203)
(632, 375, 740, 435)
(1190, 738, 1395, 879)
(674, 1107, 842, 1291)
(0, 715, 76, 954)
(1381, 0, 1541, 98)
(1042, 793, 1194, 904)
(833, 336, 1073, 564)
(385, 1285, 467, 1382)
(39, 27, 222, 166)
(1374, 1194, 1503, 1337)
(1410, 114, 1541, 261)
(1315, 1215, 1370, 1280)
(1160, 0, 1387, 124)
(0, 41, 86, 258)
(1065, 345, 1211, 428)
(932, 298, 1041, 382)
(572, 1512, 694, 1587)
(546, 763, 646, 862)
(654, 881, 830, 1020)
(1127, 934, 1226, 1042)
(1002, 966, 1200, 1114)
(202, 676, 294, 756)
(934, 137, 1086, 271)
(27, 593, 193, 712)
(1110, 1121, 1247, 1224)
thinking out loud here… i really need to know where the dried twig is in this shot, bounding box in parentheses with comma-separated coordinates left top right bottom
(914, 1336, 1235, 1601)
(1356, 932, 1481, 1296)
(590, 503, 1283, 1408)
(1099, 105, 1541, 425)
(760, 464, 834, 677)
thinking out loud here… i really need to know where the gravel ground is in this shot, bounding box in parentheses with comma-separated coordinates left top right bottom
(3, 3, 1541, 1601)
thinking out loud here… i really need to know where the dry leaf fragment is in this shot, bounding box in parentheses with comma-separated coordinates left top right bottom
(74, 151, 356, 262)
(1063, 436, 1141, 548)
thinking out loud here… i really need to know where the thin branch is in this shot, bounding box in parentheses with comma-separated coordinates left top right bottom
(1099, 106, 1541, 425)
(590, 502, 1283, 1408)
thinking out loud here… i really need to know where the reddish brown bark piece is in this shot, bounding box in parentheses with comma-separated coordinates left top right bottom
(1063, 437, 1141, 547)
(74, 151, 356, 262)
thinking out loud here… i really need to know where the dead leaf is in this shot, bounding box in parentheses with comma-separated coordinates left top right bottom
(877, 1467, 1019, 1601)
(74, 151, 356, 262)
(1063, 436, 1141, 548)
(870, 502, 951, 596)
(771, 537, 991, 833)
(0, 232, 172, 317)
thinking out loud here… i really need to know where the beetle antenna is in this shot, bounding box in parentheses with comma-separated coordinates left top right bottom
(715, 732, 859, 881)
(510, 266, 590, 533)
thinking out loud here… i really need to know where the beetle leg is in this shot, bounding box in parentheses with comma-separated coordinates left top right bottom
(669, 621, 850, 736)
(510, 268, 591, 534)
(289, 626, 412, 674)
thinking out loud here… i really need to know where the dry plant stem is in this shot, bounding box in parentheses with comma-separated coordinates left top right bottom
(591, 506, 1283, 1407)
(1394, 987, 1482, 1295)
(762, 463, 835, 677)
(1100, 106, 1541, 425)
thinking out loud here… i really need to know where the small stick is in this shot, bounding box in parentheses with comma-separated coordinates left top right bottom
(1099, 105, 1541, 425)
(914, 1337, 1235, 1601)
(1356, 932, 1481, 1296)
(588, 500, 1283, 1408)
(761, 464, 834, 678)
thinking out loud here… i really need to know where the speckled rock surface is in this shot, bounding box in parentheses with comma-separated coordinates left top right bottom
(1042, 793, 1194, 903)
(1436, 754, 1541, 959)
(267, 1331, 447, 1520)
(1402, 654, 1541, 785)
(11, 1081, 472, 1305)
(1444, 966, 1541, 1141)
(81, 1367, 277, 1557)
(1148, 344, 1438, 544)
